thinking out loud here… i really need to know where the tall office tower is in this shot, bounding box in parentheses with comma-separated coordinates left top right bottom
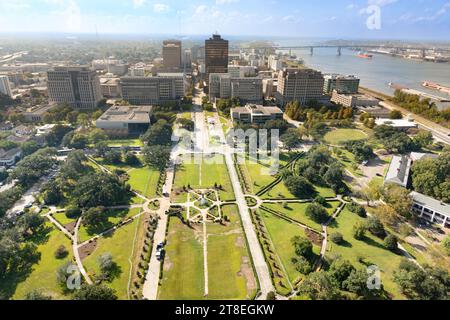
(47, 66, 102, 109)
(205, 34, 228, 85)
(323, 74, 360, 94)
(276, 68, 325, 106)
(0, 75, 13, 97)
(163, 40, 182, 70)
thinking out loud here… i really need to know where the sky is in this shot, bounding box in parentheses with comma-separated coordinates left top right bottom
(0, 0, 450, 40)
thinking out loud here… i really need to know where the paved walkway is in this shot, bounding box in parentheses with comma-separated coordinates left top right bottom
(211, 110, 275, 299)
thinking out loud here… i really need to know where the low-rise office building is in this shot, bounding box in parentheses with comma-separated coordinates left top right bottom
(323, 74, 360, 94)
(410, 191, 450, 228)
(375, 118, 418, 130)
(120, 73, 187, 105)
(209, 73, 262, 103)
(331, 91, 379, 108)
(100, 77, 121, 98)
(0, 148, 22, 167)
(96, 105, 153, 137)
(230, 104, 283, 124)
(23, 105, 56, 122)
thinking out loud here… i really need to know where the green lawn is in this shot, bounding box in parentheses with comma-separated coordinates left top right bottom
(172, 154, 235, 202)
(206, 204, 256, 300)
(53, 212, 78, 227)
(128, 166, 160, 199)
(259, 210, 321, 284)
(83, 218, 140, 300)
(158, 217, 205, 300)
(327, 208, 406, 299)
(262, 180, 335, 200)
(263, 201, 341, 232)
(78, 208, 141, 243)
(11, 223, 73, 300)
(105, 139, 144, 147)
(324, 129, 368, 145)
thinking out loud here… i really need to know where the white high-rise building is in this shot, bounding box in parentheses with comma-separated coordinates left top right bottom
(0, 75, 13, 97)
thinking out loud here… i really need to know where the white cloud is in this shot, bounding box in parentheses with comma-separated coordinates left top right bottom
(195, 5, 208, 15)
(368, 0, 398, 7)
(216, 0, 239, 4)
(153, 3, 169, 13)
(132, 0, 146, 9)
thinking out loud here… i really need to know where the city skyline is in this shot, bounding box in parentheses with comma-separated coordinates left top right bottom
(0, 0, 450, 40)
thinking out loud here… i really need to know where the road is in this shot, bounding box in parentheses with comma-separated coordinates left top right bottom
(142, 119, 180, 300)
(359, 87, 450, 145)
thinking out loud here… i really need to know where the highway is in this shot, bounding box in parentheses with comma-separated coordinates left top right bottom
(360, 87, 450, 145)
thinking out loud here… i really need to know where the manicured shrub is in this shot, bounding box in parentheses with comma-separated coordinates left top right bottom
(384, 234, 398, 251)
(54, 245, 69, 259)
(330, 232, 344, 244)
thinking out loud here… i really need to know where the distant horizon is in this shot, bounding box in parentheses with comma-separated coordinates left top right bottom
(0, 31, 450, 45)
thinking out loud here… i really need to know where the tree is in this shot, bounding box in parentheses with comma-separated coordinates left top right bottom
(73, 284, 117, 300)
(366, 216, 386, 238)
(17, 212, 45, 236)
(56, 261, 74, 287)
(443, 235, 450, 256)
(72, 172, 130, 208)
(143, 145, 171, 171)
(88, 128, 108, 144)
(55, 245, 69, 259)
(103, 150, 122, 164)
(82, 207, 108, 230)
(292, 256, 312, 275)
(343, 269, 381, 298)
(384, 234, 398, 251)
(330, 232, 344, 244)
(323, 163, 344, 192)
(77, 113, 91, 129)
(305, 203, 329, 224)
(389, 110, 403, 119)
(65, 206, 82, 219)
(280, 128, 302, 150)
(98, 253, 117, 280)
(393, 260, 449, 300)
(347, 202, 367, 218)
(328, 258, 355, 288)
(24, 290, 52, 300)
(266, 291, 276, 300)
(284, 176, 315, 199)
(353, 222, 366, 240)
(142, 119, 172, 146)
(124, 151, 140, 166)
(413, 130, 433, 148)
(297, 271, 340, 300)
(21, 141, 39, 157)
(70, 133, 88, 149)
(291, 236, 313, 259)
(412, 152, 449, 202)
(382, 184, 413, 219)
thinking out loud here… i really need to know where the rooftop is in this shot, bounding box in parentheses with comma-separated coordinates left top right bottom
(0, 147, 21, 159)
(385, 155, 412, 188)
(232, 104, 283, 115)
(410, 191, 450, 218)
(375, 118, 418, 128)
(97, 105, 153, 123)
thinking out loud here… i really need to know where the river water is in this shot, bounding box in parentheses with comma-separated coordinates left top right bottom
(275, 40, 450, 110)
